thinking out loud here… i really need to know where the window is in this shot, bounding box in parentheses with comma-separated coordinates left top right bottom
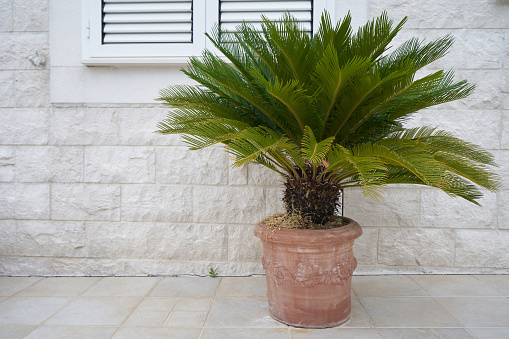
(82, 0, 334, 65)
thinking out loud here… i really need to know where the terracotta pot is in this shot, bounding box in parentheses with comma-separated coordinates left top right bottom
(254, 217, 362, 328)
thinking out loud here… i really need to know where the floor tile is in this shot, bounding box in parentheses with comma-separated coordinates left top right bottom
(378, 328, 474, 339)
(290, 328, 382, 338)
(359, 297, 460, 327)
(83, 277, 159, 297)
(216, 276, 267, 298)
(45, 297, 141, 326)
(411, 275, 502, 296)
(0, 277, 42, 296)
(204, 298, 286, 328)
(352, 276, 427, 297)
(0, 297, 69, 325)
(0, 325, 36, 339)
(201, 328, 289, 339)
(16, 277, 101, 297)
(113, 327, 201, 339)
(434, 297, 509, 327)
(124, 297, 177, 327)
(342, 298, 374, 328)
(474, 275, 509, 296)
(174, 298, 213, 312)
(150, 277, 220, 298)
(24, 326, 118, 339)
(467, 328, 509, 339)
(164, 311, 208, 328)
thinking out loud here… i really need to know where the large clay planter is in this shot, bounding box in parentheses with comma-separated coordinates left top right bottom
(254, 217, 362, 328)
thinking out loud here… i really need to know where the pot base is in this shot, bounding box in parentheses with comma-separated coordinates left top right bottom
(270, 314, 351, 329)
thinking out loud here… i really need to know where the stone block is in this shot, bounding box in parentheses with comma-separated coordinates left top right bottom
(455, 230, 509, 268)
(462, 0, 509, 28)
(0, 108, 48, 145)
(227, 224, 263, 262)
(451, 70, 506, 110)
(17, 221, 85, 257)
(156, 147, 228, 185)
(343, 188, 420, 227)
(50, 107, 120, 145)
(86, 222, 157, 259)
(499, 190, 509, 230)
(155, 224, 227, 261)
(502, 112, 509, 149)
(370, 0, 464, 29)
(420, 189, 497, 228)
(0, 257, 53, 276)
(265, 187, 285, 216)
(193, 186, 265, 224)
(353, 227, 378, 265)
(53, 259, 124, 276)
(0, 71, 15, 107)
(16, 146, 83, 182)
(378, 228, 455, 267)
(248, 163, 283, 186)
(0, 183, 49, 219)
(123, 260, 198, 276)
(13, 0, 49, 31)
(0, 33, 49, 70)
(51, 184, 121, 221)
(85, 146, 155, 183)
(228, 158, 248, 185)
(418, 110, 500, 150)
(0, 0, 11, 31)
(119, 107, 183, 146)
(0, 147, 15, 182)
(14, 71, 49, 108)
(489, 150, 508, 190)
(121, 185, 192, 222)
(0, 220, 17, 255)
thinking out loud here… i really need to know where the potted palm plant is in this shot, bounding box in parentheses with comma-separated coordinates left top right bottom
(157, 12, 499, 328)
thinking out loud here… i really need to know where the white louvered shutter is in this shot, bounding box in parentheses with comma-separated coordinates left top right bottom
(102, 0, 193, 44)
(219, 0, 313, 33)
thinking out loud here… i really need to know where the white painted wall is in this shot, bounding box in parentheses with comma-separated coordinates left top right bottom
(0, 0, 508, 276)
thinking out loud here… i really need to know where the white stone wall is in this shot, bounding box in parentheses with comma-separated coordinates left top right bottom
(0, 0, 508, 276)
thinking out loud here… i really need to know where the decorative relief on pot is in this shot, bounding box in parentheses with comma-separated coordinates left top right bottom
(262, 255, 357, 288)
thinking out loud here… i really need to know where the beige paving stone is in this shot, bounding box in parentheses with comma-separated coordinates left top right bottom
(204, 298, 286, 328)
(411, 275, 502, 296)
(124, 297, 177, 327)
(163, 311, 207, 328)
(342, 298, 374, 328)
(24, 326, 118, 339)
(216, 276, 267, 298)
(474, 275, 509, 296)
(82, 277, 159, 297)
(0, 297, 69, 325)
(0, 326, 36, 339)
(45, 297, 141, 326)
(0, 277, 42, 296)
(290, 328, 382, 338)
(202, 328, 289, 339)
(351, 276, 427, 297)
(433, 297, 509, 327)
(467, 328, 509, 339)
(173, 298, 213, 312)
(378, 328, 474, 339)
(16, 277, 101, 297)
(358, 297, 460, 327)
(150, 277, 220, 298)
(113, 327, 201, 339)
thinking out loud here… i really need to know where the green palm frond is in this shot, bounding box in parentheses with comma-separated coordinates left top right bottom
(157, 10, 500, 223)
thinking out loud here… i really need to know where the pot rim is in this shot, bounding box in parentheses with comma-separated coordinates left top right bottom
(254, 216, 362, 245)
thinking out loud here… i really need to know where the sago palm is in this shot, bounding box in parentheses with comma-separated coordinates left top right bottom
(157, 12, 500, 226)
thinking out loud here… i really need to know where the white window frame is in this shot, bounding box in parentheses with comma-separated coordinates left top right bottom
(82, 0, 335, 66)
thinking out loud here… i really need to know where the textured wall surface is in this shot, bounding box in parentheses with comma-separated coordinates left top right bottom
(0, 0, 508, 276)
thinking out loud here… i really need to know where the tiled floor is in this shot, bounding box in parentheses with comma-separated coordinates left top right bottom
(0, 275, 508, 338)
